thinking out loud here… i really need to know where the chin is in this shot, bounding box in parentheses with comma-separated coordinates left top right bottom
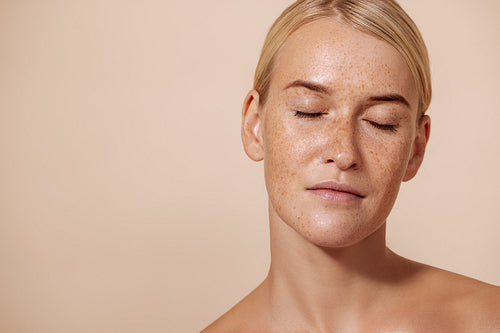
(269, 198, 388, 249)
(293, 215, 385, 249)
(303, 232, 369, 248)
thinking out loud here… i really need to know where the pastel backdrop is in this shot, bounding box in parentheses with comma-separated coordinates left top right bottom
(1, 1, 499, 332)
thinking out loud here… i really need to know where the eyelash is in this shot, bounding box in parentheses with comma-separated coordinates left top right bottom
(368, 121, 396, 132)
(294, 111, 325, 119)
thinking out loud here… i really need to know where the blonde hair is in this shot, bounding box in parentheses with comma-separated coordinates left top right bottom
(254, 0, 432, 115)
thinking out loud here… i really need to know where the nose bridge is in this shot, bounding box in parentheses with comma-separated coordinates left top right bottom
(323, 113, 359, 169)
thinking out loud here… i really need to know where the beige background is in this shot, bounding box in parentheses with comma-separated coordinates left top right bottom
(1, 0, 499, 332)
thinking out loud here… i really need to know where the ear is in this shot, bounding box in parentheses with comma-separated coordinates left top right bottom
(241, 90, 264, 161)
(403, 115, 431, 182)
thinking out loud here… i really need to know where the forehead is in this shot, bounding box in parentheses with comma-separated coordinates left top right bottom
(271, 17, 417, 105)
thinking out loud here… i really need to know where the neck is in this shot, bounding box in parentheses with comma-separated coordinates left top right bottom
(263, 206, 411, 331)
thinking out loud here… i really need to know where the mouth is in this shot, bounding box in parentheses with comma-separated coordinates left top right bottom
(306, 181, 364, 202)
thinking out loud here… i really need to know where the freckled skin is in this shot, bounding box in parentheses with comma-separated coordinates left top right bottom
(202, 17, 500, 333)
(261, 18, 418, 247)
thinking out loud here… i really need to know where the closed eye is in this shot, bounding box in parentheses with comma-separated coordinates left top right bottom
(368, 121, 396, 132)
(294, 111, 325, 119)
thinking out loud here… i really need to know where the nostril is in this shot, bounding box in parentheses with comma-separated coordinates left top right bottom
(324, 155, 359, 170)
(323, 149, 360, 170)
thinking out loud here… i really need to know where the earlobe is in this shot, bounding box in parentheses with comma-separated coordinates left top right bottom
(403, 115, 431, 182)
(241, 90, 264, 161)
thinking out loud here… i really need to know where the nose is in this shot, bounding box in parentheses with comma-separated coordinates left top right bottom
(322, 119, 360, 171)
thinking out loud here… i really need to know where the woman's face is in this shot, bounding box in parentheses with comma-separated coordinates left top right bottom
(243, 18, 429, 248)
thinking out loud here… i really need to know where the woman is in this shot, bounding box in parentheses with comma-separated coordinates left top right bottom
(202, 0, 500, 331)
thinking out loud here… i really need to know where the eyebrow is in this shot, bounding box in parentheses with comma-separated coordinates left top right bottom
(284, 80, 331, 95)
(285, 79, 410, 108)
(368, 94, 410, 107)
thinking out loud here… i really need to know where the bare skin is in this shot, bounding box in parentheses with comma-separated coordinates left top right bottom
(202, 18, 500, 333)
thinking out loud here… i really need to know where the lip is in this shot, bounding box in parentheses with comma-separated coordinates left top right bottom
(307, 181, 364, 203)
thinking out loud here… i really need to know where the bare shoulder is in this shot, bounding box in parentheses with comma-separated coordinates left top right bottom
(444, 271, 500, 331)
(407, 259, 500, 331)
(200, 281, 269, 333)
(199, 300, 254, 333)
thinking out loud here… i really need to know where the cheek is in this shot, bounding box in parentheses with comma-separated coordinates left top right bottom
(262, 113, 318, 203)
(366, 135, 412, 189)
